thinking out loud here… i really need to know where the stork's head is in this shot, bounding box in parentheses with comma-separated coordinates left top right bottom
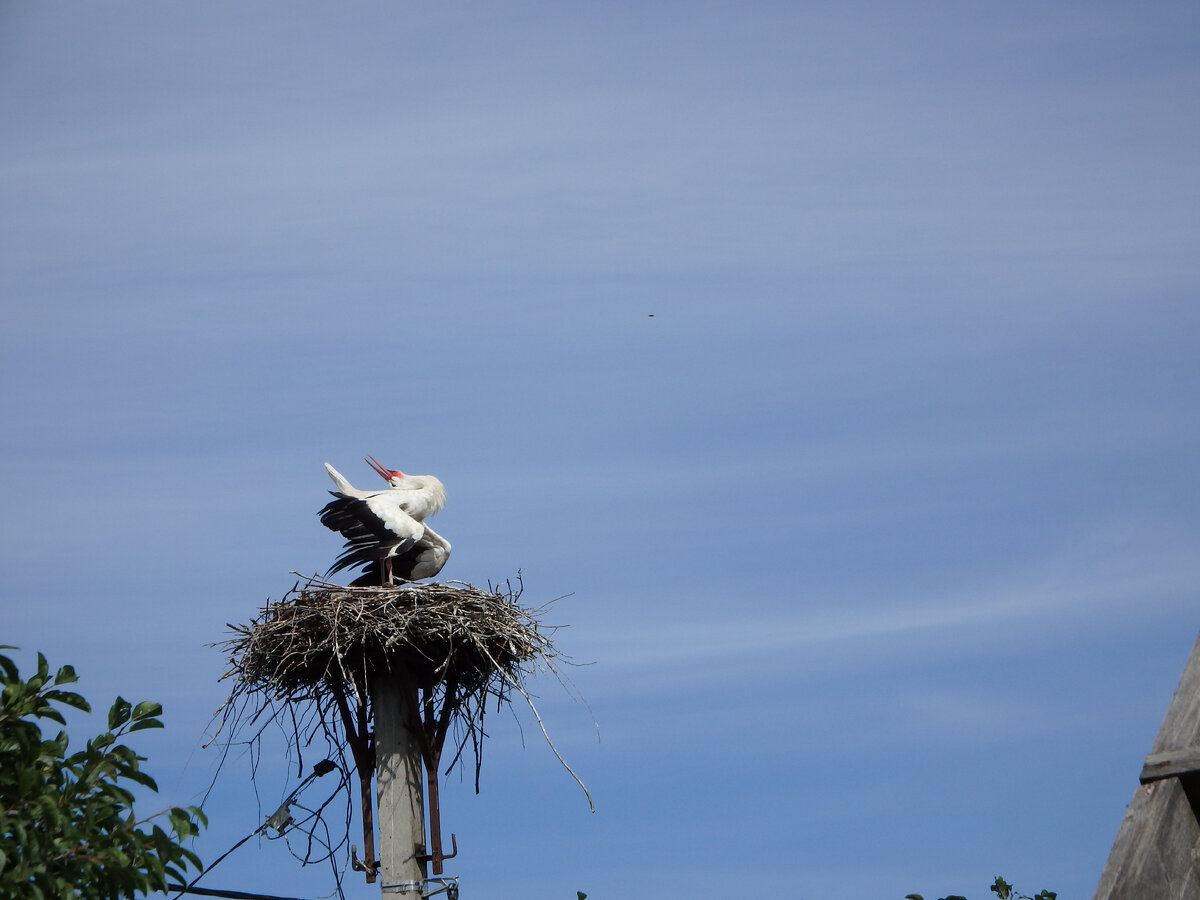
(365, 455, 446, 514)
(366, 455, 406, 487)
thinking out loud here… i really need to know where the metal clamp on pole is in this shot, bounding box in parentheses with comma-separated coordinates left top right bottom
(380, 880, 423, 895)
(380, 876, 459, 899)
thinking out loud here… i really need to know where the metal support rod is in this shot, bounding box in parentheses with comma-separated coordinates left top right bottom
(331, 681, 378, 881)
(400, 668, 455, 875)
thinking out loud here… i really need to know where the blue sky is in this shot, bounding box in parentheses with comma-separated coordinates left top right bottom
(2, 2, 1198, 898)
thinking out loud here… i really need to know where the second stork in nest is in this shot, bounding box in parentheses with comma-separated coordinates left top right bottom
(318, 456, 451, 585)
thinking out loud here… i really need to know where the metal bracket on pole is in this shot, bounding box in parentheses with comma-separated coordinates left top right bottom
(350, 844, 378, 878)
(417, 832, 458, 868)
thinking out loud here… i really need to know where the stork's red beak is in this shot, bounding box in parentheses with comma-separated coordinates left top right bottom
(366, 455, 404, 482)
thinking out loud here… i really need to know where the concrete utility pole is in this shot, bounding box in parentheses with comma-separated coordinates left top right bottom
(374, 672, 427, 896)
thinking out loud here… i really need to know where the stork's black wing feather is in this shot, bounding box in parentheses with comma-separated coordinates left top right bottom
(318, 497, 413, 576)
(348, 542, 445, 586)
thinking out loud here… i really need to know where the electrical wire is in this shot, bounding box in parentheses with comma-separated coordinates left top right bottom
(171, 761, 340, 900)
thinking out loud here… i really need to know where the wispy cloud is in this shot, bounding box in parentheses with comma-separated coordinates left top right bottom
(572, 521, 1199, 686)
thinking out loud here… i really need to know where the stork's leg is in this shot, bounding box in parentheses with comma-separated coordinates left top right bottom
(382, 556, 393, 586)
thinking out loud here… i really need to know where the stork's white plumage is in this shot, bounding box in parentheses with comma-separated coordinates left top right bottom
(318, 457, 451, 585)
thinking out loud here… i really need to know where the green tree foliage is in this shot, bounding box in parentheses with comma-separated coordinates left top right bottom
(906, 876, 1057, 900)
(0, 647, 206, 898)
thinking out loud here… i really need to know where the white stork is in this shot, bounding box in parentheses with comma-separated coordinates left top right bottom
(318, 457, 451, 585)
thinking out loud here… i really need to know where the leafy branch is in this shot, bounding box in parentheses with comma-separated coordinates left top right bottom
(0, 647, 206, 899)
(906, 875, 1057, 900)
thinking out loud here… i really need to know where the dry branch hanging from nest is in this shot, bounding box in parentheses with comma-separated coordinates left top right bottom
(216, 574, 589, 881)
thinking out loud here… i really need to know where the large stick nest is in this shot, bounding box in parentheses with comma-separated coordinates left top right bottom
(223, 575, 554, 701)
(211, 578, 595, 888)
(208, 573, 592, 872)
